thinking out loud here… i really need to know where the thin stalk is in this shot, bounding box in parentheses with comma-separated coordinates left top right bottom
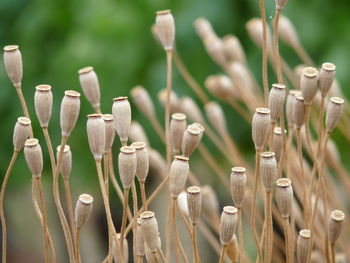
(293, 44, 315, 66)
(237, 208, 244, 263)
(165, 197, 172, 261)
(157, 247, 167, 263)
(140, 181, 147, 211)
(273, 8, 283, 83)
(93, 106, 101, 114)
(283, 217, 291, 263)
(218, 245, 227, 263)
(137, 255, 143, 263)
(42, 127, 56, 172)
(14, 85, 33, 137)
(165, 50, 173, 166)
(227, 99, 251, 123)
(192, 224, 201, 263)
(264, 191, 273, 263)
(152, 252, 160, 263)
(104, 153, 109, 197)
(259, 0, 269, 107)
(63, 178, 76, 243)
(132, 182, 138, 263)
(120, 188, 130, 257)
(330, 244, 335, 263)
(74, 228, 81, 263)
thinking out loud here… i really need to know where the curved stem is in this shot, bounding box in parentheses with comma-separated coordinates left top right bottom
(63, 178, 76, 243)
(273, 8, 283, 83)
(218, 245, 227, 263)
(120, 188, 130, 253)
(42, 127, 56, 173)
(15, 85, 33, 137)
(259, 0, 269, 107)
(140, 181, 147, 211)
(172, 199, 189, 263)
(157, 247, 167, 263)
(330, 244, 335, 263)
(104, 153, 109, 197)
(293, 44, 315, 67)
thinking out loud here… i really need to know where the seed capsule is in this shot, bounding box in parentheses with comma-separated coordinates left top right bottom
(205, 102, 227, 135)
(118, 146, 137, 189)
(131, 142, 149, 183)
(3, 45, 23, 87)
(325, 97, 344, 133)
(300, 67, 319, 105)
(87, 114, 106, 161)
(260, 152, 277, 192)
(170, 113, 187, 155)
(78, 66, 101, 111)
(193, 17, 216, 40)
(131, 86, 155, 120)
(205, 75, 237, 102)
(57, 145, 72, 179)
(297, 229, 311, 263)
(204, 37, 226, 66)
(319, 63, 336, 97)
(34, 84, 53, 128)
(328, 210, 345, 245)
(13, 117, 31, 152)
(293, 95, 306, 130)
(177, 191, 189, 216)
(74, 194, 93, 229)
(60, 90, 81, 137)
(230, 167, 246, 209)
(252, 108, 271, 151)
(286, 89, 301, 128)
(140, 211, 159, 252)
(187, 186, 201, 224)
(103, 114, 116, 153)
(24, 138, 43, 177)
(268, 83, 286, 124)
(246, 18, 272, 51)
(275, 178, 293, 218)
(272, 127, 283, 162)
(158, 89, 182, 114)
(182, 123, 204, 157)
(155, 10, 175, 51)
(170, 156, 190, 198)
(112, 96, 131, 146)
(222, 35, 246, 64)
(220, 206, 238, 245)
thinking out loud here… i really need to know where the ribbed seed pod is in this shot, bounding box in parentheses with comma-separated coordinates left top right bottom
(205, 101, 227, 135)
(140, 211, 159, 252)
(297, 229, 311, 263)
(177, 191, 189, 216)
(193, 17, 216, 40)
(113, 234, 129, 263)
(137, 218, 145, 257)
(131, 86, 155, 119)
(278, 16, 300, 48)
(230, 167, 246, 209)
(118, 146, 137, 189)
(181, 97, 205, 124)
(246, 18, 272, 51)
(222, 35, 246, 64)
(170, 156, 190, 198)
(286, 90, 301, 127)
(103, 114, 116, 153)
(273, 127, 283, 162)
(328, 210, 345, 245)
(131, 142, 149, 183)
(187, 186, 201, 224)
(182, 123, 203, 157)
(130, 121, 150, 146)
(149, 149, 167, 177)
(293, 95, 306, 130)
(170, 113, 187, 155)
(252, 108, 271, 151)
(220, 206, 238, 245)
(202, 185, 219, 215)
(78, 66, 100, 110)
(155, 10, 175, 51)
(56, 145, 72, 179)
(112, 96, 131, 145)
(260, 152, 277, 192)
(326, 97, 344, 133)
(275, 0, 288, 10)
(60, 90, 81, 137)
(319, 63, 336, 97)
(268, 84, 286, 123)
(24, 139, 43, 177)
(300, 67, 319, 105)
(74, 194, 93, 229)
(87, 114, 106, 161)
(34, 84, 53, 128)
(204, 37, 226, 66)
(205, 75, 237, 102)
(275, 178, 293, 218)
(13, 117, 31, 152)
(3, 45, 22, 87)
(158, 89, 182, 114)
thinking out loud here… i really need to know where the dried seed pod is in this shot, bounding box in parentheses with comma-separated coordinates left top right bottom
(293, 95, 306, 130)
(131, 142, 149, 183)
(297, 229, 311, 263)
(275, 178, 293, 218)
(113, 234, 129, 263)
(246, 18, 272, 51)
(103, 114, 116, 153)
(230, 167, 246, 209)
(193, 17, 216, 40)
(34, 84, 53, 128)
(252, 107, 271, 151)
(3, 45, 23, 87)
(140, 211, 159, 252)
(286, 89, 301, 127)
(74, 193, 93, 229)
(204, 37, 226, 66)
(24, 138, 43, 177)
(222, 35, 246, 64)
(56, 145, 72, 179)
(130, 121, 149, 146)
(272, 127, 283, 162)
(300, 67, 319, 105)
(112, 96, 131, 145)
(187, 186, 201, 224)
(275, 0, 288, 10)
(177, 191, 189, 216)
(118, 146, 137, 189)
(182, 123, 203, 157)
(60, 90, 81, 137)
(205, 101, 227, 135)
(155, 10, 175, 51)
(181, 97, 205, 124)
(158, 89, 182, 114)
(228, 62, 255, 93)
(170, 113, 187, 155)
(87, 114, 106, 161)
(328, 210, 345, 245)
(326, 97, 344, 133)
(260, 152, 277, 192)
(278, 16, 300, 48)
(268, 83, 286, 123)
(319, 63, 336, 97)
(170, 156, 190, 198)
(131, 86, 155, 119)
(13, 117, 31, 152)
(137, 218, 145, 257)
(205, 75, 237, 102)
(220, 206, 238, 245)
(78, 66, 101, 110)
(202, 185, 219, 215)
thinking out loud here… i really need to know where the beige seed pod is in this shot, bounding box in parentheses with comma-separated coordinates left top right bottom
(24, 139, 43, 177)
(34, 84, 53, 128)
(103, 114, 116, 153)
(293, 95, 306, 130)
(186, 186, 201, 224)
(300, 67, 319, 105)
(326, 97, 344, 133)
(130, 121, 150, 146)
(87, 114, 106, 161)
(275, 178, 293, 218)
(220, 206, 238, 245)
(246, 18, 272, 51)
(181, 97, 205, 123)
(158, 89, 182, 114)
(131, 86, 155, 119)
(230, 167, 247, 209)
(131, 142, 149, 183)
(202, 185, 219, 215)
(112, 96, 131, 145)
(204, 37, 226, 66)
(56, 145, 72, 179)
(252, 107, 271, 151)
(137, 218, 145, 257)
(149, 149, 167, 177)
(328, 210, 345, 245)
(268, 83, 286, 123)
(182, 123, 203, 157)
(297, 229, 311, 263)
(60, 90, 81, 137)
(78, 66, 101, 110)
(226, 235, 239, 263)
(319, 63, 336, 97)
(273, 127, 283, 162)
(74, 194, 93, 229)
(275, 0, 288, 10)
(193, 17, 216, 40)
(260, 152, 277, 192)
(170, 156, 190, 198)
(222, 35, 246, 64)
(177, 191, 189, 216)
(278, 16, 300, 48)
(205, 101, 227, 135)
(155, 10, 175, 51)
(140, 211, 159, 252)
(3, 45, 23, 87)
(205, 75, 237, 102)
(113, 234, 129, 263)
(286, 89, 301, 127)
(170, 113, 187, 155)
(228, 62, 255, 93)
(118, 146, 137, 189)
(13, 117, 31, 152)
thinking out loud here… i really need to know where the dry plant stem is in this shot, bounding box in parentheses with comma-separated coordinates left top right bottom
(259, 0, 269, 106)
(165, 50, 173, 166)
(218, 245, 227, 263)
(282, 217, 291, 263)
(330, 244, 335, 263)
(74, 228, 81, 263)
(104, 153, 109, 197)
(120, 188, 130, 256)
(140, 181, 147, 211)
(15, 85, 33, 137)
(152, 252, 160, 263)
(131, 182, 138, 263)
(63, 178, 76, 241)
(42, 127, 56, 172)
(293, 44, 315, 66)
(273, 8, 283, 83)
(157, 247, 167, 263)
(192, 224, 201, 263)
(93, 105, 101, 114)
(165, 197, 172, 261)
(264, 192, 273, 263)
(237, 208, 244, 263)
(0, 150, 19, 263)
(137, 255, 143, 263)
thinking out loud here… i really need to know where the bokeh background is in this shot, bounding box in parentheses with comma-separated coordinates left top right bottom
(1, 0, 350, 262)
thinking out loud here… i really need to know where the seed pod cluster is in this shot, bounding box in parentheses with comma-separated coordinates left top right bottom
(230, 167, 246, 209)
(74, 193, 93, 229)
(13, 117, 31, 152)
(34, 84, 53, 128)
(57, 145, 72, 179)
(78, 66, 101, 111)
(24, 138, 43, 177)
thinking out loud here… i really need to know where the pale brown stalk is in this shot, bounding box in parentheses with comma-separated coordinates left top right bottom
(172, 199, 189, 263)
(63, 178, 76, 241)
(237, 208, 244, 263)
(42, 127, 56, 172)
(191, 223, 201, 263)
(140, 181, 148, 211)
(259, 0, 269, 107)
(104, 153, 109, 197)
(294, 44, 315, 66)
(120, 188, 130, 257)
(165, 50, 173, 166)
(74, 228, 81, 263)
(218, 245, 227, 263)
(15, 85, 33, 137)
(264, 191, 273, 263)
(283, 217, 291, 263)
(273, 8, 283, 83)
(132, 182, 138, 262)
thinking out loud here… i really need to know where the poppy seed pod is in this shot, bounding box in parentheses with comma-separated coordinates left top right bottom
(118, 146, 137, 189)
(155, 10, 175, 51)
(87, 114, 106, 161)
(205, 101, 227, 135)
(204, 37, 226, 66)
(278, 16, 300, 48)
(170, 113, 187, 155)
(56, 145, 72, 179)
(78, 66, 101, 110)
(297, 229, 311, 263)
(268, 84, 286, 123)
(205, 75, 237, 102)
(74, 193, 93, 229)
(103, 114, 116, 153)
(130, 121, 150, 146)
(158, 89, 182, 114)
(131, 142, 149, 183)
(177, 191, 189, 216)
(260, 152, 277, 192)
(24, 138, 43, 177)
(182, 123, 204, 157)
(131, 86, 155, 119)
(286, 89, 301, 127)
(13, 117, 31, 152)
(170, 155, 190, 198)
(181, 97, 205, 124)
(202, 185, 219, 215)
(140, 211, 159, 253)
(3, 45, 23, 87)
(328, 210, 345, 245)
(34, 85, 53, 128)
(230, 167, 246, 209)
(220, 206, 238, 245)
(275, 178, 293, 218)
(136, 218, 145, 256)
(60, 90, 81, 137)
(300, 67, 319, 105)
(319, 63, 336, 97)
(112, 96, 131, 146)
(222, 35, 246, 64)
(273, 127, 283, 162)
(194, 17, 216, 40)
(275, 0, 288, 10)
(326, 97, 344, 133)
(252, 108, 271, 151)
(293, 95, 306, 130)
(246, 18, 272, 51)
(186, 186, 201, 224)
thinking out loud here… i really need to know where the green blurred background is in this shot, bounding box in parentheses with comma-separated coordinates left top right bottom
(1, 0, 350, 261)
